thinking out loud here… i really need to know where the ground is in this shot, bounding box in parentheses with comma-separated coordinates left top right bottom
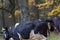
(0, 32, 60, 40)
(0, 35, 3, 40)
(48, 32, 60, 40)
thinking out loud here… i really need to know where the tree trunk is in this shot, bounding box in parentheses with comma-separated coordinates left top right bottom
(31, 3, 39, 20)
(9, 0, 16, 25)
(19, 0, 30, 22)
(1, 0, 6, 28)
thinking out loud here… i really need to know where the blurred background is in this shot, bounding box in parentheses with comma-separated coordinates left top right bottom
(0, 0, 60, 40)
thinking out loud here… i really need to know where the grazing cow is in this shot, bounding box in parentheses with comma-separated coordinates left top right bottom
(15, 22, 35, 39)
(2, 22, 35, 40)
(2, 20, 49, 40)
(2, 23, 20, 40)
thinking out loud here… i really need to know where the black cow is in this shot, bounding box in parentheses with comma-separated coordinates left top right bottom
(2, 19, 50, 40)
(2, 22, 35, 40)
(15, 22, 35, 39)
(2, 23, 20, 40)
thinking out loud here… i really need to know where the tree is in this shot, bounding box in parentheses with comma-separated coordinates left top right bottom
(19, 0, 30, 22)
(8, 0, 16, 25)
(1, 0, 6, 28)
(30, 4, 39, 20)
(35, 0, 45, 4)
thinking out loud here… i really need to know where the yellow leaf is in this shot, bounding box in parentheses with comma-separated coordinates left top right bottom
(14, 10, 21, 16)
(48, 4, 60, 16)
(28, 0, 35, 5)
(36, 0, 53, 8)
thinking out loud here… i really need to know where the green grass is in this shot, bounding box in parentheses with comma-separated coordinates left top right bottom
(0, 33, 4, 40)
(48, 32, 60, 40)
(0, 36, 3, 40)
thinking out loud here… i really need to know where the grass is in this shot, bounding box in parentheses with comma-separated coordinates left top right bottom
(0, 35, 3, 40)
(48, 32, 60, 40)
(0, 33, 4, 40)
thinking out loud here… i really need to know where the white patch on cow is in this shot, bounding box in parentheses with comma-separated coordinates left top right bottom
(30, 30, 35, 36)
(15, 23, 19, 28)
(9, 38, 14, 40)
(9, 27, 12, 29)
(30, 30, 47, 40)
(41, 35, 47, 40)
(2, 27, 5, 31)
(39, 19, 42, 21)
(17, 32, 21, 38)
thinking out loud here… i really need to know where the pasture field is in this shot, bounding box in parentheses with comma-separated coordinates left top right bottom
(0, 32, 60, 40)
(48, 32, 60, 40)
(0, 36, 3, 40)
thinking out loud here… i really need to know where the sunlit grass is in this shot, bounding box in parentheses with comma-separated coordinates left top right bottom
(48, 32, 60, 40)
(0, 33, 4, 40)
(0, 36, 3, 40)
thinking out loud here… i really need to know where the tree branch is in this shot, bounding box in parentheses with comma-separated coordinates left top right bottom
(0, 7, 11, 13)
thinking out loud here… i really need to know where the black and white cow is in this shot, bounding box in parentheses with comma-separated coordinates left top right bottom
(2, 19, 51, 40)
(2, 22, 35, 40)
(2, 23, 20, 40)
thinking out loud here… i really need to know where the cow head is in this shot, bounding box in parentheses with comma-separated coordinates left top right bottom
(2, 27, 11, 40)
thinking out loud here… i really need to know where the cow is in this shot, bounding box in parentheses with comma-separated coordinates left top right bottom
(2, 19, 50, 40)
(2, 23, 20, 40)
(2, 22, 35, 40)
(48, 17, 59, 35)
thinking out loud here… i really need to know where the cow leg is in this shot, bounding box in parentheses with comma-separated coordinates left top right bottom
(47, 30, 50, 36)
(13, 36, 20, 40)
(54, 27, 59, 35)
(12, 32, 20, 40)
